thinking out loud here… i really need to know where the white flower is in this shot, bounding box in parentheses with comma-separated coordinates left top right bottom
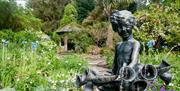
(178, 55, 180, 58)
(37, 70, 41, 74)
(47, 77, 53, 83)
(7, 57, 11, 60)
(2, 39, 5, 42)
(62, 74, 65, 77)
(48, 62, 51, 65)
(78, 63, 82, 66)
(36, 41, 39, 43)
(169, 83, 174, 86)
(17, 78, 20, 82)
(51, 85, 56, 90)
(30, 81, 33, 84)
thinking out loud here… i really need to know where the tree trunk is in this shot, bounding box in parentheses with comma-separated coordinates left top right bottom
(106, 22, 113, 49)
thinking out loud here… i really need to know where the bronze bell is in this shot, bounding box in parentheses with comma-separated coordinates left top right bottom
(119, 66, 136, 82)
(140, 64, 158, 80)
(131, 80, 147, 91)
(159, 72, 172, 85)
(157, 60, 171, 75)
(157, 60, 172, 85)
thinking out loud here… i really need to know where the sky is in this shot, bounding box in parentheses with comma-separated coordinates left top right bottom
(15, 0, 26, 7)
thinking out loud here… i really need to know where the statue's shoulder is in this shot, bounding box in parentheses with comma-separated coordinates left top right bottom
(115, 42, 122, 49)
(130, 38, 140, 47)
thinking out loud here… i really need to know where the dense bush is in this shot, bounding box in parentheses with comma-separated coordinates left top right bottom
(134, 1, 180, 47)
(0, 0, 41, 31)
(0, 29, 38, 43)
(70, 31, 94, 53)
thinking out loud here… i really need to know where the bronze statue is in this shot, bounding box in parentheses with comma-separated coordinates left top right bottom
(76, 10, 172, 91)
(110, 10, 140, 75)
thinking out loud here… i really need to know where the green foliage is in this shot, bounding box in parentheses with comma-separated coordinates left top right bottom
(28, 0, 70, 33)
(15, 11, 42, 31)
(100, 47, 114, 68)
(75, 0, 95, 22)
(0, 0, 17, 29)
(59, 54, 88, 72)
(0, 29, 38, 43)
(57, 28, 93, 53)
(0, 0, 42, 31)
(140, 50, 180, 90)
(98, 0, 134, 10)
(42, 20, 59, 34)
(86, 21, 108, 47)
(134, 2, 180, 46)
(0, 41, 87, 90)
(60, 3, 78, 27)
(70, 31, 94, 53)
(51, 32, 60, 44)
(28, 0, 69, 21)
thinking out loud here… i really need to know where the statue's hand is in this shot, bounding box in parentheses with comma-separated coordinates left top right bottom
(115, 75, 122, 81)
(127, 65, 133, 69)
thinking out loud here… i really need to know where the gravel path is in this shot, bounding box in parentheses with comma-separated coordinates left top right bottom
(85, 54, 110, 75)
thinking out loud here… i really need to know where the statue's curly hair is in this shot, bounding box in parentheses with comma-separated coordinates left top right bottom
(110, 10, 137, 27)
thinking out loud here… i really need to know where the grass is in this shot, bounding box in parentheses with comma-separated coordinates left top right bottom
(0, 42, 88, 91)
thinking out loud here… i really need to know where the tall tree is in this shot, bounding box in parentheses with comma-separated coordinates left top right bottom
(60, 2, 78, 28)
(27, 0, 70, 33)
(28, 0, 69, 21)
(0, 0, 41, 31)
(75, 0, 95, 22)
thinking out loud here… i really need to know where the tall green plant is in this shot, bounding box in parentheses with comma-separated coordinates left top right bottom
(75, 0, 95, 22)
(60, 2, 78, 27)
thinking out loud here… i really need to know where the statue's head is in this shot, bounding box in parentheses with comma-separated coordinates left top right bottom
(110, 10, 136, 39)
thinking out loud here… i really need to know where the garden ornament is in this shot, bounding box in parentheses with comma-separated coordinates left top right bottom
(76, 10, 172, 91)
(140, 64, 158, 80)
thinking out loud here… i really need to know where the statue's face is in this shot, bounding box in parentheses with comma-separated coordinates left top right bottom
(117, 19, 133, 38)
(111, 18, 133, 38)
(110, 10, 136, 39)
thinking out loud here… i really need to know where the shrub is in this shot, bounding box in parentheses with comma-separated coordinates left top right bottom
(134, 2, 180, 47)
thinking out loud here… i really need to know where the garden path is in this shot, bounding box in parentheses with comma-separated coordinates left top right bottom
(85, 54, 110, 75)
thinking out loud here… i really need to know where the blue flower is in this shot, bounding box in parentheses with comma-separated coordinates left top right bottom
(31, 42, 38, 51)
(2, 39, 9, 46)
(146, 40, 155, 48)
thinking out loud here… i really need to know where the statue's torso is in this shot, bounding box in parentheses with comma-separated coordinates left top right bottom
(116, 41, 133, 74)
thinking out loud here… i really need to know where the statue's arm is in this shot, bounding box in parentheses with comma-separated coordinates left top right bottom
(112, 43, 120, 75)
(129, 40, 140, 68)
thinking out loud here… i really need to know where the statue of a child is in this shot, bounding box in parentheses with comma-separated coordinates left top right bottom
(110, 10, 140, 75)
(76, 10, 140, 91)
